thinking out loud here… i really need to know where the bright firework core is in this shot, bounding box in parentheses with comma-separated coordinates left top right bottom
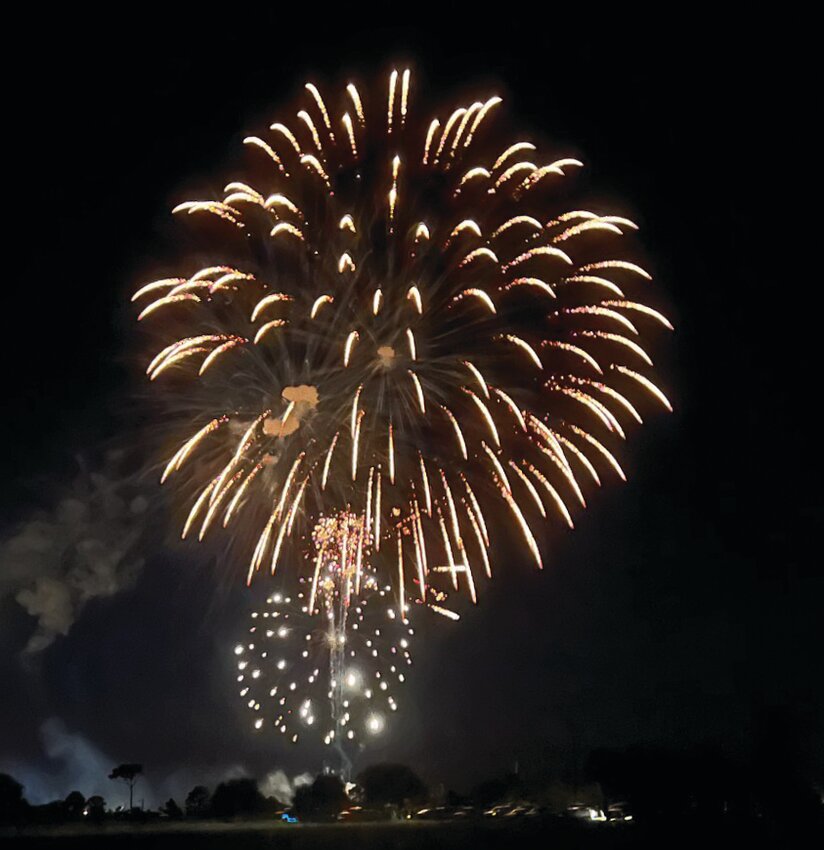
(134, 67, 672, 762)
(237, 511, 412, 774)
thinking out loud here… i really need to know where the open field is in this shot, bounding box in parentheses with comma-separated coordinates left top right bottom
(2, 816, 790, 849)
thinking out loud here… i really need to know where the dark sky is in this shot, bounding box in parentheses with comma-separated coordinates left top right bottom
(1, 13, 818, 806)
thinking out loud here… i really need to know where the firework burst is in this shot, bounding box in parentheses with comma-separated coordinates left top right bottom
(237, 511, 414, 768)
(134, 68, 672, 751)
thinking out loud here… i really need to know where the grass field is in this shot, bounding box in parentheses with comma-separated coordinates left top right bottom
(2, 815, 788, 849)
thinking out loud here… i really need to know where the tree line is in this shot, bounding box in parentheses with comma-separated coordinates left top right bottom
(0, 762, 428, 827)
(2, 743, 822, 831)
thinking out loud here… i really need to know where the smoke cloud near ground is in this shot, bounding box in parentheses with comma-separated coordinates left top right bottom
(0, 718, 312, 809)
(259, 769, 313, 805)
(0, 718, 116, 805)
(0, 451, 152, 654)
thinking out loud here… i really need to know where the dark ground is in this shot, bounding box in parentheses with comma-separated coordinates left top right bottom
(1, 817, 809, 850)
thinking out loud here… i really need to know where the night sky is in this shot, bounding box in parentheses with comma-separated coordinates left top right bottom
(2, 14, 818, 808)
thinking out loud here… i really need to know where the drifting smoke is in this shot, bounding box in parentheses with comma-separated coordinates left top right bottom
(0, 719, 308, 808)
(0, 451, 153, 654)
(0, 718, 115, 805)
(259, 769, 313, 805)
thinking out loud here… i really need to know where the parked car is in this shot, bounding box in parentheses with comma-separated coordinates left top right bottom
(565, 804, 606, 822)
(607, 802, 634, 822)
(337, 806, 385, 822)
(414, 806, 474, 821)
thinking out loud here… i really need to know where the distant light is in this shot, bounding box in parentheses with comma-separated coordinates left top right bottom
(366, 713, 385, 735)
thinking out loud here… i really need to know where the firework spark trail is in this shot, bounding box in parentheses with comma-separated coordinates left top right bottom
(134, 68, 672, 745)
(235, 512, 412, 767)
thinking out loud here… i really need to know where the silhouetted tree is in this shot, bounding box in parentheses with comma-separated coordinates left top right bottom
(185, 785, 211, 817)
(161, 798, 183, 818)
(109, 763, 143, 811)
(446, 789, 468, 807)
(753, 706, 823, 830)
(293, 774, 348, 822)
(358, 763, 426, 809)
(86, 795, 106, 823)
(540, 780, 600, 814)
(261, 795, 285, 814)
(586, 746, 681, 820)
(586, 745, 743, 821)
(28, 801, 65, 826)
(471, 772, 522, 808)
(63, 791, 85, 819)
(211, 778, 264, 818)
(0, 773, 27, 827)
